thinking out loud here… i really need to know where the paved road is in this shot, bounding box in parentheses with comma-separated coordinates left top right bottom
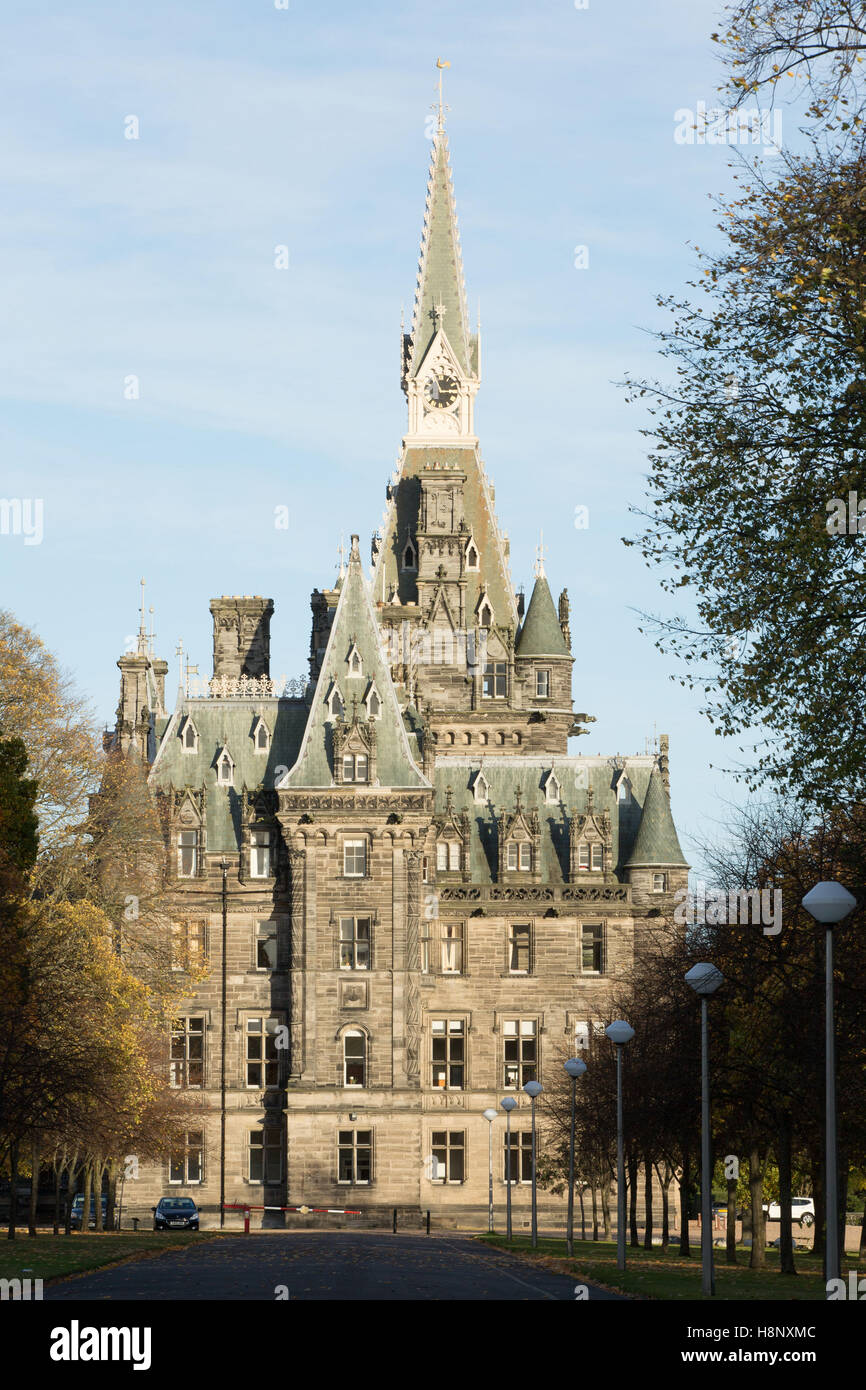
(46, 1233, 625, 1301)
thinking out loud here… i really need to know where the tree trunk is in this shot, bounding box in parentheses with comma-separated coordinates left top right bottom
(811, 1153, 824, 1262)
(80, 1165, 92, 1236)
(591, 1182, 599, 1241)
(93, 1162, 104, 1232)
(643, 1158, 654, 1248)
(53, 1162, 62, 1236)
(679, 1144, 691, 1257)
(837, 1149, 848, 1266)
(749, 1145, 765, 1269)
(106, 1163, 117, 1233)
(64, 1160, 80, 1237)
(726, 1175, 738, 1265)
(601, 1180, 612, 1240)
(777, 1115, 796, 1276)
(28, 1136, 40, 1237)
(628, 1151, 639, 1246)
(7, 1141, 19, 1240)
(656, 1163, 670, 1252)
(578, 1187, 586, 1241)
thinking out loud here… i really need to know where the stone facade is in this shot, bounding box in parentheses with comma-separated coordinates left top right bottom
(112, 116, 688, 1230)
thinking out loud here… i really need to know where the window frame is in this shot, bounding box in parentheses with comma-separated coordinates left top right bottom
(248, 1128, 282, 1185)
(431, 1017, 466, 1091)
(168, 1130, 204, 1186)
(535, 668, 550, 699)
(482, 661, 507, 699)
(508, 923, 532, 975)
(169, 1015, 205, 1090)
(503, 1018, 538, 1089)
(429, 1130, 466, 1184)
(246, 1016, 280, 1089)
(339, 915, 372, 971)
(338, 1128, 373, 1185)
(177, 829, 199, 878)
(503, 1131, 533, 1185)
(342, 1029, 367, 1088)
(250, 826, 272, 879)
(581, 922, 605, 976)
(342, 838, 368, 878)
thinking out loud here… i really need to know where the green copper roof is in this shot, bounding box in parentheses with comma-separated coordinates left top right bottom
(407, 133, 472, 379)
(285, 537, 429, 790)
(516, 575, 570, 658)
(625, 767, 688, 867)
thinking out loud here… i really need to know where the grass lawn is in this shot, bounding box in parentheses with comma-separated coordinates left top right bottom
(477, 1233, 860, 1300)
(0, 1231, 223, 1285)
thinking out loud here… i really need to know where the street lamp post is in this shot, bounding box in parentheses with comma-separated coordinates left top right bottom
(482, 1108, 497, 1233)
(685, 962, 724, 1297)
(802, 880, 857, 1285)
(564, 1058, 587, 1257)
(524, 1080, 543, 1248)
(501, 1097, 517, 1243)
(220, 857, 229, 1230)
(605, 1021, 634, 1271)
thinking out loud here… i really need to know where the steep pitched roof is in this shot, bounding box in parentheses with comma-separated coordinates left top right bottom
(406, 132, 474, 380)
(285, 536, 429, 790)
(516, 574, 570, 658)
(625, 767, 688, 867)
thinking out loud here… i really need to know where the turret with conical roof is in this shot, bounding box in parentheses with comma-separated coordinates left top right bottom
(624, 763, 689, 907)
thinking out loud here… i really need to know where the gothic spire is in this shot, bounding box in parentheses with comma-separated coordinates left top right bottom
(403, 95, 475, 384)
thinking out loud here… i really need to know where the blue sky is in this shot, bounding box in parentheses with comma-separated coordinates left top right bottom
(0, 0, 807, 872)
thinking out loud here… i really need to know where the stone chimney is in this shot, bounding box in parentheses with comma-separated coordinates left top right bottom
(209, 596, 274, 680)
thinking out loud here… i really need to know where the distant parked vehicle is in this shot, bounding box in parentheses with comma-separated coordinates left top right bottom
(152, 1197, 199, 1231)
(70, 1194, 109, 1231)
(764, 1197, 815, 1227)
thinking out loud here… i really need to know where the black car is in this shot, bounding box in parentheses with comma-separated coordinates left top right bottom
(152, 1197, 199, 1231)
(70, 1194, 109, 1230)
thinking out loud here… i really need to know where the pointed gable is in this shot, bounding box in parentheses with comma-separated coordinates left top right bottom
(285, 536, 429, 790)
(406, 132, 473, 381)
(625, 767, 688, 867)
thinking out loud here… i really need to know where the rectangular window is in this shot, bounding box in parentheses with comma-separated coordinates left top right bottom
(250, 828, 272, 878)
(508, 924, 531, 974)
(449, 841, 461, 871)
(437, 842, 448, 871)
(653, 872, 666, 893)
(339, 916, 371, 970)
(503, 1132, 533, 1184)
(536, 669, 550, 698)
(591, 843, 603, 871)
(343, 839, 367, 877)
(256, 921, 277, 971)
(581, 924, 605, 975)
(171, 920, 205, 972)
(519, 841, 532, 871)
(577, 842, 590, 871)
(575, 1020, 590, 1051)
(440, 922, 464, 975)
(338, 1129, 372, 1184)
(249, 1129, 282, 1184)
(431, 1018, 465, 1090)
(343, 1031, 366, 1086)
(170, 1017, 204, 1089)
(430, 1131, 465, 1184)
(177, 830, 198, 878)
(504, 1019, 537, 1088)
(482, 661, 507, 698)
(169, 1130, 203, 1185)
(246, 1018, 279, 1088)
(420, 919, 432, 974)
(355, 753, 368, 782)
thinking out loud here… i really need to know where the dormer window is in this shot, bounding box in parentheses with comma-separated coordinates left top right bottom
(181, 718, 199, 753)
(506, 841, 532, 872)
(252, 716, 270, 753)
(347, 643, 363, 678)
(217, 750, 234, 786)
(478, 594, 493, 629)
(365, 682, 382, 720)
(436, 840, 462, 872)
(577, 842, 604, 872)
(465, 539, 479, 571)
(473, 771, 490, 804)
(617, 776, 631, 803)
(327, 683, 344, 720)
(545, 771, 561, 804)
(402, 538, 417, 571)
(342, 753, 369, 783)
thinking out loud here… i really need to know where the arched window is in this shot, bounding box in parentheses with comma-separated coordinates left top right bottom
(217, 751, 234, 785)
(182, 719, 198, 752)
(343, 1030, 366, 1087)
(402, 538, 417, 571)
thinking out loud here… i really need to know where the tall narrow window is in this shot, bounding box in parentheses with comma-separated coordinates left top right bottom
(504, 1019, 537, 1088)
(431, 1019, 465, 1090)
(535, 669, 550, 698)
(503, 1132, 533, 1183)
(402, 539, 417, 571)
(575, 1020, 590, 1051)
(338, 1130, 372, 1183)
(343, 1031, 366, 1087)
(577, 843, 590, 871)
(169, 1131, 203, 1185)
(430, 1131, 465, 1183)
(170, 1017, 204, 1089)
(581, 924, 605, 975)
(217, 753, 233, 785)
(591, 843, 603, 871)
(246, 1018, 279, 1088)
(339, 916, 371, 970)
(256, 921, 277, 971)
(250, 828, 272, 878)
(249, 1129, 281, 1183)
(343, 839, 367, 877)
(653, 872, 666, 892)
(171, 919, 205, 971)
(483, 662, 507, 698)
(420, 919, 432, 975)
(440, 922, 464, 974)
(508, 924, 531, 973)
(177, 830, 198, 878)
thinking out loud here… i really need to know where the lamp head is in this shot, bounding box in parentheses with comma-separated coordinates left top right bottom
(685, 961, 724, 996)
(482, 1108, 497, 1122)
(605, 1020, 635, 1046)
(523, 1080, 543, 1098)
(564, 1057, 587, 1079)
(500, 1096, 517, 1112)
(801, 880, 857, 925)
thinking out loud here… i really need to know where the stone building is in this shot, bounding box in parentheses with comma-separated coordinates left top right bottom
(112, 107, 688, 1229)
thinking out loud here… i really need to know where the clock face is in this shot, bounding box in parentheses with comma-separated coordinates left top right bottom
(424, 373, 459, 409)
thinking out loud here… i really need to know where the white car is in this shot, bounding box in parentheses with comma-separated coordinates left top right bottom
(765, 1197, 815, 1226)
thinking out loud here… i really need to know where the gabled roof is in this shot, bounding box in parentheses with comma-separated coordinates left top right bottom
(284, 536, 429, 790)
(625, 767, 688, 867)
(516, 574, 570, 659)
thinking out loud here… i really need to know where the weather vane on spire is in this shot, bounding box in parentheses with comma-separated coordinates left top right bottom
(436, 57, 450, 134)
(137, 578, 148, 653)
(534, 531, 547, 579)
